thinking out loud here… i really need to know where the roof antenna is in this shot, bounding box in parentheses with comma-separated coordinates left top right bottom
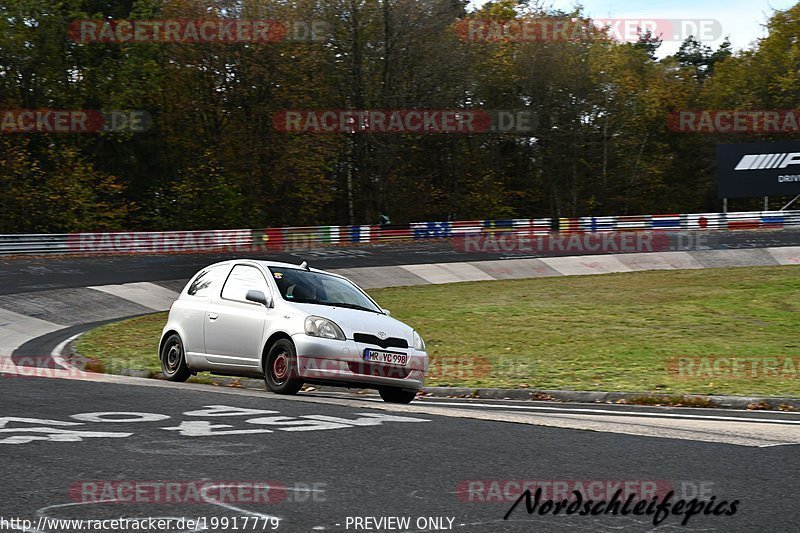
(300, 261, 310, 270)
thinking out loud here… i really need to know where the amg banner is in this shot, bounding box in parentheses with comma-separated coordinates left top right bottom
(717, 142, 800, 198)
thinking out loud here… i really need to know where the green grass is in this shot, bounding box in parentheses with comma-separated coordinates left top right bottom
(75, 265, 800, 397)
(75, 313, 166, 374)
(74, 313, 217, 384)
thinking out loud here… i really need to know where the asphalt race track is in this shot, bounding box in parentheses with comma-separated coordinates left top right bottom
(2, 233, 800, 532)
(0, 376, 797, 533)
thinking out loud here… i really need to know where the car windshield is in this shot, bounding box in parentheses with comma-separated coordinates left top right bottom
(268, 267, 382, 313)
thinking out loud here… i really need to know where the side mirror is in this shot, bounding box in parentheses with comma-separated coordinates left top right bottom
(382, 308, 391, 316)
(246, 289, 272, 307)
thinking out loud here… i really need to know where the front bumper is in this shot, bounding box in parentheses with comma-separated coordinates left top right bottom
(291, 333, 428, 391)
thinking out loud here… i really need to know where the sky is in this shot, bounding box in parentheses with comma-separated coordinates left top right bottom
(469, 0, 797, 57)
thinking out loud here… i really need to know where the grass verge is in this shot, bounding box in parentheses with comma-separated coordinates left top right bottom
(75, 265, 800, 397)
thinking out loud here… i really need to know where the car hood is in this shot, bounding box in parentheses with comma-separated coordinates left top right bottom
(287, 302, 415, 340)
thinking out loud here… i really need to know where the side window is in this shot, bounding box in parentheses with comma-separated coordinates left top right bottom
(187, 265, 223, 297)
(221, 265, 268, 303)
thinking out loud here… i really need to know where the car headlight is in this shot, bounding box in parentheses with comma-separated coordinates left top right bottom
(305, 316, 345, 340)
(412, 330, 425, 351)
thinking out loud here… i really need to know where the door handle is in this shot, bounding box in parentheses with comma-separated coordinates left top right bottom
(208, 313, 218, 321)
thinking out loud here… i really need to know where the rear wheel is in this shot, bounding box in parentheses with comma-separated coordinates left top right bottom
(160, 334, 191, 382)
(378, 387, 417, 404)
(264, 339, 303, 395)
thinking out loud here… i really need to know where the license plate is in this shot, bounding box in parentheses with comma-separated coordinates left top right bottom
(363, 349, 408, 366)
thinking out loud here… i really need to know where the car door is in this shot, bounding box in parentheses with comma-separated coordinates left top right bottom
(203, 263, 272, 373)
(175, 263, 230, 368)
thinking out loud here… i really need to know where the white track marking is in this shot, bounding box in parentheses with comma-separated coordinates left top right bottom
(50, 332, 82, 371)
(88, 282, 178, 311)
(400, 263, 495, 284)
(199, 483, 282, 524)
(419, 401, 800, 425)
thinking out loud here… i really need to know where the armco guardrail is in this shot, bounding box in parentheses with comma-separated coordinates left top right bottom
(559, 211, 800, 232)
(0, 211, 798, 256)
(0, 219, 553, 255)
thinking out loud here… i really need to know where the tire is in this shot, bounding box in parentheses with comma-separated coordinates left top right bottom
(160, 333, 192, 382)
(264, 339, 303, 395)
(378, 387, 417, 404)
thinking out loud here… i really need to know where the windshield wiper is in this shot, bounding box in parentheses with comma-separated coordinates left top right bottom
(327, 302, 381, 313)
(289, 298, 383, 315)
(289, 299, 380, 313)
(289, 297, 322, 305)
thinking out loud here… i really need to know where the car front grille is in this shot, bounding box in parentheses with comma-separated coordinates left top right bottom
(353, 333, 408, 349)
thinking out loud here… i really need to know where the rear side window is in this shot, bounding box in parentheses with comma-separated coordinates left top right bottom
(221, 264, 269, 303)
(186, 265, 225, 297)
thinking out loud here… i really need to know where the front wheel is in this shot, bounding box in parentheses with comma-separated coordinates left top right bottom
(264, 339, 303, 395)
(160, 334, 191, 382)
(379, 387, 417, 404)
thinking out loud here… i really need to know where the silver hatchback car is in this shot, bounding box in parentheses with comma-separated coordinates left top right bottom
(159, 260, 428, 403)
